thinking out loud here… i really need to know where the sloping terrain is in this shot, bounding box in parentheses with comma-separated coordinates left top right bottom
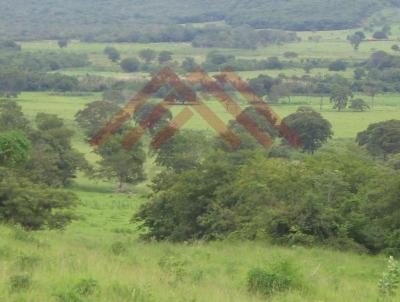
(0, 0, 392, 39)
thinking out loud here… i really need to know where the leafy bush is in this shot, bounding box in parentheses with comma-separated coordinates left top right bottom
(55, 278, 99, 302)
(0, 169, 78, 230)
(9, 273, 32, 292)
(110, 241, 127, 255)
(74, 278, 99, 296)
(247, 260, 302, 296)
(120, 57, 140, 72)
(379, 256, 400, 297)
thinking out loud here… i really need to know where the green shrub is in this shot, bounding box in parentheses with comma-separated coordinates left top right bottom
(110, 241, 127, 256)
(74, 278, 98, 296)
(9, 273, 32, 292)
(247, 260, 302, 296)
(379, 256, 400, 297)
(55, 277, 99, 302)
(14, 253, 41, 270)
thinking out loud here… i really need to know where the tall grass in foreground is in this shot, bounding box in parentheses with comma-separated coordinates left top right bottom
(0, 190, 398, 301)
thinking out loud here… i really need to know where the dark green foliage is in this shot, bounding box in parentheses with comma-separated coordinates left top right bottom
(139, 49, 157, 64)
(135, 142, 400, 253)
(134, 151, 239, 241)
(96, 133, 146, 190)
(0, 0, 385, 41)
(26, 113, 88, 187)
(104, 46, 120, 62)
(0, 100, 29, 131)
(74, 278, 98, 296)
(158, 51, 173, 64)
(55, 278, 99, 302)
(9, 273, 32, 292)
(365, 51, 400, 69)
(58, 39, 69, 48)
(0, 131, 31, 166)
(329, 60, 347, 71)
(392, 44, 400, 52)
(0, 168, 78, 229)
(373, 31, 388, 39)
(356, 120, 400, 158)
(329, 84, 353, 111)
(192, 26, 298, 49)
(132, 102, 172, 136)
(120, 57, 140, 72)
(350, 98, 370, 111)
(75, 100, 121, 138)
(153, 130, 212, 172)
(0, 51, 90, 72)
(248, 75, 276, 97)
(347, 31, 365, 50)
(181, 57, 198, 73)
(283, 107, 333, 153)
(247, 260, 301, 296)
(110, 241, 128, 255)
(283, 51, 299, 58)
(0, 40, 21, 51)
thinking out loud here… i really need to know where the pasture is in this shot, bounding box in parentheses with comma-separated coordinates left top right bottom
(1, 23, 400, 301)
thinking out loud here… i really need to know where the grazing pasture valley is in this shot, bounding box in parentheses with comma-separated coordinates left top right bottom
(1, 1, 400, 301)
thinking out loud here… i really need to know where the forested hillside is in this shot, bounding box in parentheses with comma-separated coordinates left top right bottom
(0, 0, 393, 40)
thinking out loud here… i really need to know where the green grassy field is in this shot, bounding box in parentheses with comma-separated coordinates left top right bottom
(18, 28, 400, 81)
(15, 92, 400, 143)
(2, 26, 400, 301)
(0, 190, 391, 302)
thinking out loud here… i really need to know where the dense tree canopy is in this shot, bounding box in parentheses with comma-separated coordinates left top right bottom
(356, 120, 400, 158)
(282, 107, 333, 153)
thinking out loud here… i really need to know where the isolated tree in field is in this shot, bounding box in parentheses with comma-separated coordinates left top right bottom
(363, 83, 381, 108)
(347, 31, 365, 50)
(329, 84, 353, 111)
(120, 57, 140, 72)
(0, 100, 29, 131)
(57, 39, 69, 48)
(104, 46, 120, 62)
(282, 107, 333, 153)
(356, 120, 400, 158)
(158, 51, 173, 64)
(75, 100, 121, 137)
(0, 131, 31, 166)
(139, 49, 157, 64)
(350, 99, 369, 112)
(391, 44, 400, 52)
(96, 133, 146, 191)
